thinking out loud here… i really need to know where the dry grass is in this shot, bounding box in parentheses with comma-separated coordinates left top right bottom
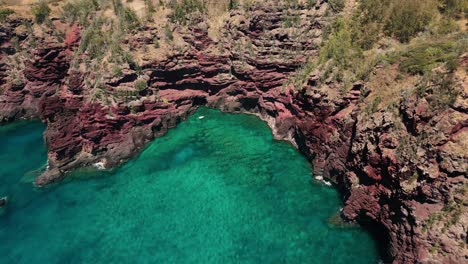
(443, 129, 468, 156)
(207, 8, 229, 41)
(1, 0, 64, 17)
(364, 63, 419, 111)
(125, 0, 146, 16)
(2, 0, 39, 5)
(343, 0, 357, 17)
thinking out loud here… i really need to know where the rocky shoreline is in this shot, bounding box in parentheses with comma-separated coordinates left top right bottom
(1, 2, 466, 263)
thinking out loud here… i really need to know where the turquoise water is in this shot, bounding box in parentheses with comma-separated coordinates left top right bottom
(0, 108, 378, 263)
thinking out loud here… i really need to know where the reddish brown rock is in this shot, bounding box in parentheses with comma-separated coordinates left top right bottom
(0, 3, 466, 264)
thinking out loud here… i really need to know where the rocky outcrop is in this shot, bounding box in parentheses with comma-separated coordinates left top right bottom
(0, 2, 466, 263)
(342, 65, 468, 263)
(0, 16, 75, 122)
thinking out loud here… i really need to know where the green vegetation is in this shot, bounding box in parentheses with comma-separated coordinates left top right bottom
(153, 36, 160, 48)
(0, 8, 14, 22)
(32, 0, 51, 25)
(384, 0, 437, 43)
(78, 17, 110, 58)
(67, 0, 140, 66)
(17, 0, 466, 108)
(119, 5, 140, 30)
(316, 17, 380, 91)
(430, 243, 440, 254)
(416, 72, 460, 111)
(164, 24, 174, 41)
(319, 18, 358, 68)
(85, 0, 138, 30)
(170, 0, 206, 25)
(112, 64, 123, 77)
(308, 0, 465, 94)
(62, 0, 101, 25)
(399, 40, 461, 75)
(351, 0, 461, 48)
(439, 0, 468, 17)
(283, 11, 301, 28)
(286, 61, 316, 90)
(144, 0, 156, 20)
(328, 0, 345, 13)
(368, 96, 381, 113)
(407, 172, 420, 185)
(134, 79, 148, 91)
(396, 135, 418, 161)
(228, 0, 238, 10)
(283, 0, 300, 9)
(424, 200, 464, 233)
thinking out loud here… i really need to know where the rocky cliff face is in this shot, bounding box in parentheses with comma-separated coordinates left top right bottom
(0, 2, 466, 263)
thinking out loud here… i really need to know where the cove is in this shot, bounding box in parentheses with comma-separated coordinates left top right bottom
(0, 108, 379, 263)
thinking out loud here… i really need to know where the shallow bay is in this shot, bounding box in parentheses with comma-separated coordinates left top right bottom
(0, 108, 378, 263)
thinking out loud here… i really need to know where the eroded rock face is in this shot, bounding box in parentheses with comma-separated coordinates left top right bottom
(342, 68, 468, 263)
(0, 3, 466, 264)
(0, 17, 74, 122)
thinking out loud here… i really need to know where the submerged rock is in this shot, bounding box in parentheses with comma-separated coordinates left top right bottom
(0, 197, 7, 208)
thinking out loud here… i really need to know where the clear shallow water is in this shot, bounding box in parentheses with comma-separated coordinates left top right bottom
(0, 108, 379, 263)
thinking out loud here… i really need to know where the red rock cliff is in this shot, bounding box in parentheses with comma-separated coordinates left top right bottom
(0, 3, 466, 263)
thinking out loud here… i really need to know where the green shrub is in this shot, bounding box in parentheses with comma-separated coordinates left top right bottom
(351, 0, 391, 49)
(170, 0, 206, 25)
(283, 12, 300, 28)
(32, 0, 51, 25)
(284, 0, 300, 8)
(416, 72, 460, 110)
(357, 0, 389, 24)
(112, 65, 123, 77)
(400, 41, 459, 75)
(353, 52, 381, 81)
(134, 79, 148, 91)
(328, 0, 345, 12)
(0, 8, 14, 22)
(445, 57, 459, 72)
(319, 18, 358, 68)
(228, 0, 238, 10)
(164, 24, 174, 41)
(78, 17, 110, 58)
(370, 96, 381, 113)
(62, 0, 101, 25)
(112, 0, 124, 14)
(353, 0, 443, 47)
(384, 0, 438, 42)
(119, 6, 140, 30)
(439, 0, 468, 17)
(144, 0, 156, 20)
(287, 62, 316, 90)
(145, 0, 155, 12)
(431, 17, 460, 35)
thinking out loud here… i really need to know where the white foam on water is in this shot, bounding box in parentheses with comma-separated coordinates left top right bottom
(198, 116, 205, 119)
(315, 175, 332, 186)
(93, 162, 106, 170)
